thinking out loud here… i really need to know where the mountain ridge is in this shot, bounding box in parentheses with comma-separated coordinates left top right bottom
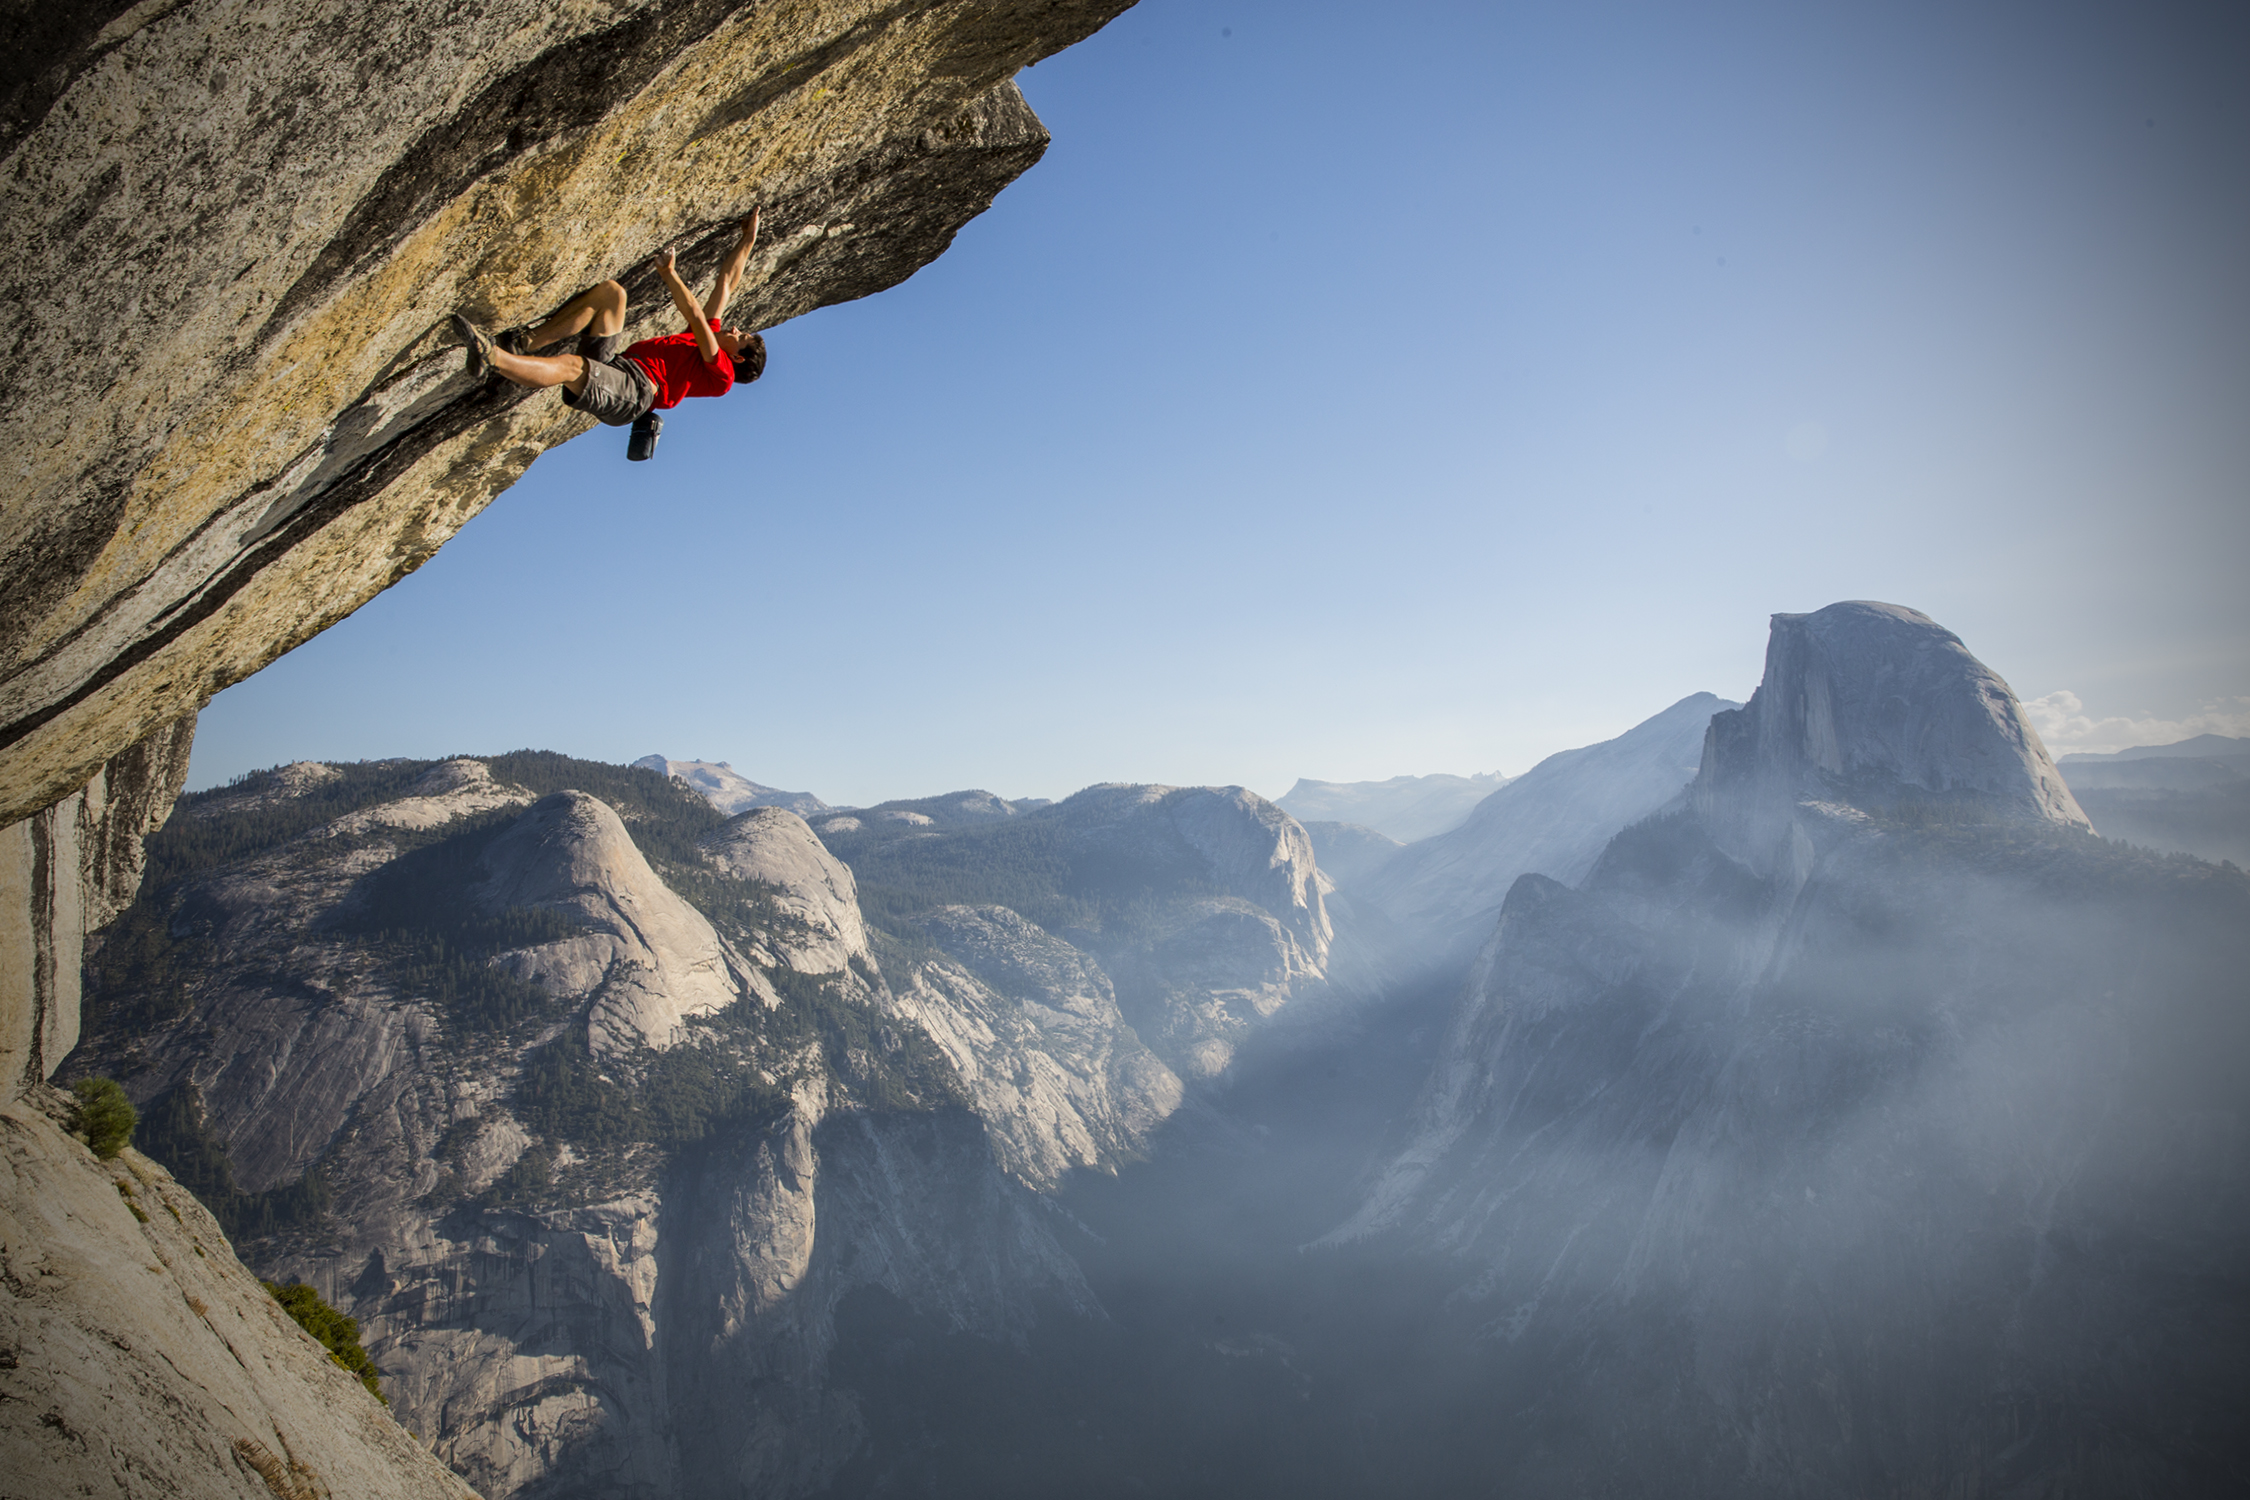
(1276, 772, 1510, 843)
(633, 755, 828, 817)
(64, 751, 1349, 1495)
(1357, 692, 1738, 973)
(1321, 601, 2249, 1495)
(2059, 732, 2250, 763)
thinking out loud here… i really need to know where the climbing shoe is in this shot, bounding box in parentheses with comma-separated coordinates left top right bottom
(453, 314, 495, 380)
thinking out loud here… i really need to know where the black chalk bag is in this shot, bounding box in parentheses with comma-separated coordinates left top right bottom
(627, 409, 662, 462)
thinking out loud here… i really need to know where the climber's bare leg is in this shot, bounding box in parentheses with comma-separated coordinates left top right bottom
(521, 279, 629, 352)
(489, 348, 591, 394)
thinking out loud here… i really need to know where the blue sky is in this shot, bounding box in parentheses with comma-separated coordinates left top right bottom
(190, 0, 2250, 805)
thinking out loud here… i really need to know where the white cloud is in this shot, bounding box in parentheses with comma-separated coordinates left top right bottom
(2021, 690, 2250, 758)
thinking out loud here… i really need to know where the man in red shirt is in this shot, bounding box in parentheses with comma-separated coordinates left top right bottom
(454, 209, 767, 426)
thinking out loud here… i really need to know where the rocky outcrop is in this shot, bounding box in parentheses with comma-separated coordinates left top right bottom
(1691, 601, 2089, 877)
(895, 906, 1182, 1187)
(328, 759, 533, 836)
(296, 1087, 1085, 1500)
(1006, 784, 1335, 1078)
(479, 791, 749, 1054)
(0, 0, 1134, 832)
(701, 806, 869, 974)
(0, 1084, 480, 1499)
(1358, 693, 1734, 971)
(65, 755, 1104, 1498)
(658, 1098, 1092, 1497)
(368, 1190, 673, 1499)
(5, 5, 1136, 1490)
(1152, 787, 1332, 961)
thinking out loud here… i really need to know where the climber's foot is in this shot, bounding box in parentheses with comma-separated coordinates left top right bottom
(453, 314, 495, 381)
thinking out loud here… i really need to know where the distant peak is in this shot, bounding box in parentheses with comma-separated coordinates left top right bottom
(632, 755, 827, 817)
(1692, 602, 2088, 870)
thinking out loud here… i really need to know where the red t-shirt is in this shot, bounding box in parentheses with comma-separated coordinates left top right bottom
(624, 319, 735, 409)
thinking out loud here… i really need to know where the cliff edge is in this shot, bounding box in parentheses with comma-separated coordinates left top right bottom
(1, 0, 1131, 832)
(1, 1084, 483, 1499)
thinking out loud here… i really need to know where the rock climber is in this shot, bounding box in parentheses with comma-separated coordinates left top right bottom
(452, 208, 767, 427)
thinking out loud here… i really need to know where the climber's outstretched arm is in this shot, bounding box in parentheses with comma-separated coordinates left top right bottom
(655, 248, 722, 366)
(703, 208, 761, 322)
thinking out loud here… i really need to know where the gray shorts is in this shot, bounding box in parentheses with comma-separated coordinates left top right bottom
(560, 331, 655, 426)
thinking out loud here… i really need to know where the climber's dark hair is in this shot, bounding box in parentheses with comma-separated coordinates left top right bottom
(736, 333, 767, 385)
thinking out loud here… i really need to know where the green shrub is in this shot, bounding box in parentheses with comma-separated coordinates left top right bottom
(264, 1280, 386, 1404)
(71, 1078, 136, 1159)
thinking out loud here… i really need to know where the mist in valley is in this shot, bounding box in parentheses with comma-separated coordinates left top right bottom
(60, 605, 2248, 1499)
(812, 797, 2250, 1497)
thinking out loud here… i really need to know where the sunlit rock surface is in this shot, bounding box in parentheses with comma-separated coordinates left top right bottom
(1692, 600, 2089, 877)
(897, 905, 1182, 1187)
(64, 756, 1120, 1497)
(0, 1084, 480, 1499)
(0, 716, 194, 1098)
(660, 1098, 1093, 1498)
(479, 791, 748, 1054)
(2, 10, 1134, 1478)
(823, 783, 1339, 1080)
(326, 758, 533, 836)
(701, 806, 870, 975)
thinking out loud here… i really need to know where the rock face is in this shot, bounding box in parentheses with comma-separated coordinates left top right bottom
(1693, 602, 2088, 878)
(0, 715, 194, 1098)
(328, 758, 533, 835)
(700, 806, 869, 974)
(480, 791, 750, 1054)
(60, 758, 1366, 1493)
(0, 0, 1132, 832)
(896, 905, 1182, 1187)
(823, 783, 1338, 1080)
(1327, 604, 2250, 1495)
(634, 756, 827, 817)
(2, 9, 1130, 1477)
(1359, 692, 1735, 972)
(0, 1084, 480, 1500)
(659, 1101, 1092, 1498)
(64, 754, 1161, 1498)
